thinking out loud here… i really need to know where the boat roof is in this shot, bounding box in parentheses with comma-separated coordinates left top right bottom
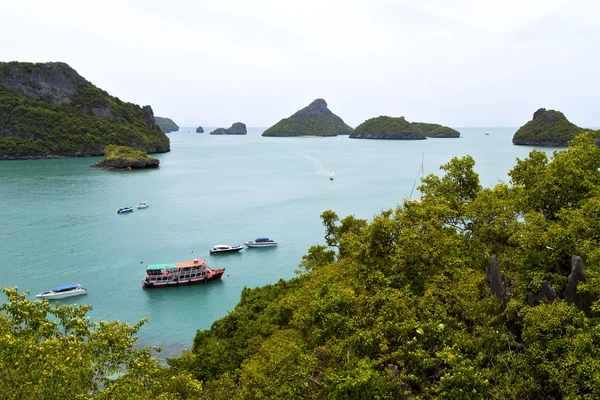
(147, 259, 207, 270)
(255, 237, 271, 242)
(175, 259, 207, 268)
(54, 284, 80, 291)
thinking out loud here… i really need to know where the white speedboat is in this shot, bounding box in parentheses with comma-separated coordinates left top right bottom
(329, 173, 335, 181)
(118, 207, 134, 214)
(210, 244, 244, 254)
(35, 283, 87, 300)
(137, 202, 149, 209)
(243, 238, 278, 248)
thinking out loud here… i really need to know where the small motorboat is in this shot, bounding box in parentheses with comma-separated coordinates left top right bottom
(210, 244, 244, 254)
(118, 207, 134, 214)
(329, 173, 335, 181)
(137, 202, 149, 209)
(243, 238, 278, 248)
(35, 283, 87, 300)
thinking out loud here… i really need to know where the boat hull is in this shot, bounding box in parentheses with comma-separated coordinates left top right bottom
(210, 247, 243, 254)
(142, 268, 225, 289)
(35, 288, 87, 299)
(244, 242, 278, 248)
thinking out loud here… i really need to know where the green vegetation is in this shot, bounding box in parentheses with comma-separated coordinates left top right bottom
(167, 132, 600, 398)
(410, 122, 460, 138)
(512, 108, 598, 146)
(155, 117, 179, 133)
(5, 132, 600, 398)
(91, 144, 159, 170)
(263, 99, 353, 137)
(0, 287, 202, 399)
(0, 62, 169, 159)
(350, 116, 459, 139)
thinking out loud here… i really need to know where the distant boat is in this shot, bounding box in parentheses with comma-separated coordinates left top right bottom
(137, 202, 149, 209)
(35, 283, 87, 300)
(485, 133, 490, 136)
(210, 244, 244, 254)
(407, 153, 425, 203)
(330, 173, 335, 180)
(243, 238, 278, 248)
(118, 207, 134, 214)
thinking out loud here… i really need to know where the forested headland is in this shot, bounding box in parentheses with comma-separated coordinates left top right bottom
(0, 62, 170, 159)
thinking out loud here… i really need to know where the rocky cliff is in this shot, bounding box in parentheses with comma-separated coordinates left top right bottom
(196, 126, 204, 133)
(350, 116, 458, 140)
(512, 108, 595, 146)
(0, 61, 170, 159)
(262, 99, 353, 137)
(155, 117, 179, 133)
(210, 122, 247, 135)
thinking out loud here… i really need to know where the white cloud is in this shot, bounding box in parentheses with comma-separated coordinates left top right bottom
(0, 0, 598, 127)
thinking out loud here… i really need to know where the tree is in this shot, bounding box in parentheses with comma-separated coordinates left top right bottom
(0, 288, 202, 399)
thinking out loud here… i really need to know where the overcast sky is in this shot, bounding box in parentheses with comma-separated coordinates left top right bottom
(1, 0, 598, 128)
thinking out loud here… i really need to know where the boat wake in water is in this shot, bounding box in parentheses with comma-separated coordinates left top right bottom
(297, 152, 334, 178)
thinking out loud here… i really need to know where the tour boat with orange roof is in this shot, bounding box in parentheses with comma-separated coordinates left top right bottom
(142, 252, 225, 288)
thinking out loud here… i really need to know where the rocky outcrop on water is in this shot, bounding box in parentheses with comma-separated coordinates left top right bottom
(155, 117, 179, 133)
(350, 116, 459, 140)
(512, 108, 597, 146)
(210, 122, 247, 135)
(90, 145, 159, 170)
(196, 126, 204, 133)
(262, 99, 353, 137)
(0, 61, 170, 159)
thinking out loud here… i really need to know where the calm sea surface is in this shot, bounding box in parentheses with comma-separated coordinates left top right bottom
(0, 127, 557, 358)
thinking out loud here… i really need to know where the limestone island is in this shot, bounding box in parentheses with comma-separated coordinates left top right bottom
(155, 117, 179, 133)
(262, 99, 353, 137)
(512, 108, 598, 147)
(0, 61, 170, 160)
(91, 145, 159, 170)
(196, 126, 204, 133)
(210, 122, 247, 135)
(350, 116, 460, 140)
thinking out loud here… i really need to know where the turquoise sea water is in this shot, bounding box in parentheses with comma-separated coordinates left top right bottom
(0, 127, 555, 358)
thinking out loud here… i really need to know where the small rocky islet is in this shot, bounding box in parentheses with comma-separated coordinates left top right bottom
(90, 144, 159, 170)
(262, 99, 353, 137)
(155, 117, 179, 133)
(350, 116, 460, 140)
(210, 122, 247, 135)
(512, 108, 599, 147)
(196, 126, 204, 133)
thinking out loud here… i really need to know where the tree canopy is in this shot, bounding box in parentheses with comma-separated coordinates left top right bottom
(170, 132, 600, 399)
(0, 288, 202, 399)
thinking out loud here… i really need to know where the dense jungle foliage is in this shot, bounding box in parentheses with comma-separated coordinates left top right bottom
(351, 116, 459, 139)
(0, 288, 202, 399)
(512, 109, 598, 146)
(263, 110, 353, 136)
(168, 132, 600, 399)
(350, 116, 425, 139)
(91, 144, 159, 170)
(410, 122, 460, 138)
(0, 62, 169, 159)
(155, 117, 179, 133)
